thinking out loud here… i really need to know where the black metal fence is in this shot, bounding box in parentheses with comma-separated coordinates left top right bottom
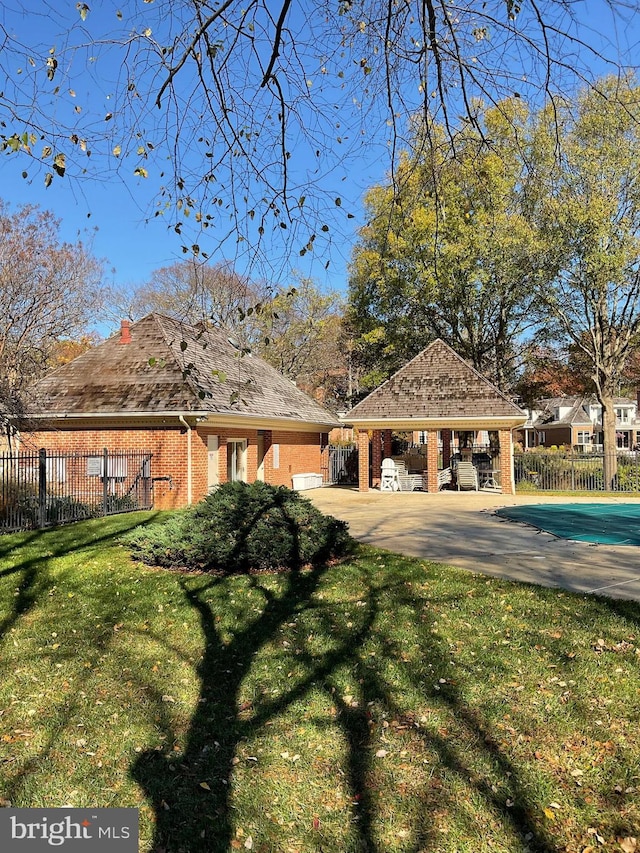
(515, 451, 640, 493)
(0, 448, 153, 533)
(323, 444, 359, 485)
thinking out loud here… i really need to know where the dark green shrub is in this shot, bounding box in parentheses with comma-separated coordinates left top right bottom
(126, 481, 351, 573)
(103, 493, 138, 514)
(46, 496, 95, 523)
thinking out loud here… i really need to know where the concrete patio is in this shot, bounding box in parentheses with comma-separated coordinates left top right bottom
(307, 487, 640, 602)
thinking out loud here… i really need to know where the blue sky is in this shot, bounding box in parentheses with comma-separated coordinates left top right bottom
(1, 0, 639, 333)
(0, 0, 390, 312)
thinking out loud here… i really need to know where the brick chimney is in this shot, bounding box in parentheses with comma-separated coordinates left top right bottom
(118, 319, 132, 344)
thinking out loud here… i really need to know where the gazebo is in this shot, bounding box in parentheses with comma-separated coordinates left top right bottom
(343, 339, 526, 494)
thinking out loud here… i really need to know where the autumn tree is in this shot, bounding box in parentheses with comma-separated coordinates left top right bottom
(0, 2, 636, 274)
(513, 346, 593, 409)
(106, 262, 349, 408)
(107, 259, 267, 346)
(251, 277, 349, 410)
(48, 334, 99, 368)
(0, 202, 102, 443)
(531, 77, 640, 487)
(347, 99, 549, 390)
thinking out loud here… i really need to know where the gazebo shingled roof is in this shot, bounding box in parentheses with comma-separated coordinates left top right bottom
(345, 339, 525, 430)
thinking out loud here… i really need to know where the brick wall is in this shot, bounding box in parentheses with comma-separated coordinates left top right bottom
(23, 426, 188, 510)
(25, 422, 329, 510)
(498, 429, 515, 495)
(425, 429, 439, 492)
(262, 430, 323, 488)
(357, 429, 370, 491)
(192, 427, 324, 495)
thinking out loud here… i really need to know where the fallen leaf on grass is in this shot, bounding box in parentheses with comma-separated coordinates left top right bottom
(199, 782, 211, 791)
(587, 828, 606, 844)
(619, 838, 637, 853)
(375, 749, 387, 758)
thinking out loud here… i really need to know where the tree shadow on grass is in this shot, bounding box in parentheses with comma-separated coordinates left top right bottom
(131, 556, 356, 850)
(601, 595, 640, 627)
(131, 541, 562, 853)
(0, 513, 162, 803)
(0, 513, 160, 644)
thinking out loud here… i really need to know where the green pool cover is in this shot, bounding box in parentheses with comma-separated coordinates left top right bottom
(496, 503, 640, 545)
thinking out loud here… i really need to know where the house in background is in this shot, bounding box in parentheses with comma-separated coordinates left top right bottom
(520, 394, 640, 451)
(18, 314, 340, 509)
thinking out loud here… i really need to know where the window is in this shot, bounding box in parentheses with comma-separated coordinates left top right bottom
(616, 407, 629, 423)
(86, 456, 127, 480)
(536, 431, 546, 444)
(576, 431, 592, 445)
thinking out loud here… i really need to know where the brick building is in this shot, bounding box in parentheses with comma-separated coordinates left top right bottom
(19, 314, 340, 509)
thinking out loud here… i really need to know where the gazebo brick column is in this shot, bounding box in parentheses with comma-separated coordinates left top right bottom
(372, 429, 382, 488)
(499, 429, 515, 495)
(357, 429, 370, 492)
(426, 429, 439, 493)
(383, 429, 392, 458)
(441, 429, 452, 467)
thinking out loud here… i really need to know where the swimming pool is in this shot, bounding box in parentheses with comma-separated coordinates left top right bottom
(495, 503, 640, 545)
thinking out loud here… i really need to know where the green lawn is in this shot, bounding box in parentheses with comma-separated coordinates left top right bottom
(1, 512, 639, 853)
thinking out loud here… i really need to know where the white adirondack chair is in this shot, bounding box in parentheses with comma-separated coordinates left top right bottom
(380, 458, 400, 491)
(392, 459, 424, 491)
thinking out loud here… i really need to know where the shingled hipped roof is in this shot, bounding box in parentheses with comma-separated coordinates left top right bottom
(28, 313, 340, 429)
(345, 339, 525, 429)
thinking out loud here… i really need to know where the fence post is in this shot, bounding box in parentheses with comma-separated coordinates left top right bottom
(103, 448, 109, 516)
(38, 448, 47, 529)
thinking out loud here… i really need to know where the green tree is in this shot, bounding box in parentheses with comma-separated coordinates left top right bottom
(348, 99, 548, 390)
(531, 76, 640, 487)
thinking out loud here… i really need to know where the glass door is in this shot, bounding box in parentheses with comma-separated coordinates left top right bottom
(227, 439, 247, 482)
